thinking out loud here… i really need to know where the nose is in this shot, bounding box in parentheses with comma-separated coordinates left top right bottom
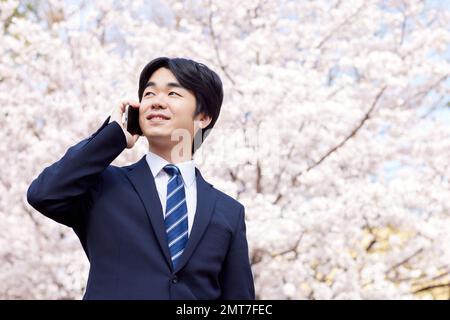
(151, 103, 165, 110)
(151, 93, 168, 109)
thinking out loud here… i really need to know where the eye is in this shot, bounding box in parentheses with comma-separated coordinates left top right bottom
(144, 91, 155, 97)
(169, 92, 181, 96)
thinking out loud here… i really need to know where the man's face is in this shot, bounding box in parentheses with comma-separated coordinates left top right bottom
(139, 67, 210, 147)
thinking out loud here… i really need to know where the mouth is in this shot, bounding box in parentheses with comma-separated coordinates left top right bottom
(146, 114, 171, 123)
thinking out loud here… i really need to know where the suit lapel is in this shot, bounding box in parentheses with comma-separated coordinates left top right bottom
(125, 156, 217, 273)
(175, 167, 217, 272)
(125, 155, 172, 269)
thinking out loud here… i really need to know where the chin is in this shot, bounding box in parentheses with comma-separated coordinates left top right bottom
(143, 129, 170, 140)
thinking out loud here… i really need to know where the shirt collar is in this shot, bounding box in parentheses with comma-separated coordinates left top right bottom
(145, 151, 196, 188)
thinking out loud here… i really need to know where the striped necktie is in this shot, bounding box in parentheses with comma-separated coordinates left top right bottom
(163, 164, 188, 269)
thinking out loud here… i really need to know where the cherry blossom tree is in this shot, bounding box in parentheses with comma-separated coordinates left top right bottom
(1, 0, 449, 299)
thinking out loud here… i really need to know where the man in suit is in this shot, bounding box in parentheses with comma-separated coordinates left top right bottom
(27, 57, 255, 300)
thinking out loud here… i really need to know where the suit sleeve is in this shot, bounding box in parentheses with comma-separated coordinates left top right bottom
(26, 117, 127, 228)
(219, 205, 256, 300)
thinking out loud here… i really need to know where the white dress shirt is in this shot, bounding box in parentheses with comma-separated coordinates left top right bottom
(145, 151, 197, 236)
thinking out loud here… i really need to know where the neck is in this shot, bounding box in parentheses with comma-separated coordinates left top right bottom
(148, 141, 193, 164)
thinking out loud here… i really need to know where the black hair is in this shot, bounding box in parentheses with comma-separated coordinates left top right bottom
(138, 57, 223, 155)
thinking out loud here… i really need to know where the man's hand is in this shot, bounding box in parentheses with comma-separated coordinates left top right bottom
(110, 100, 140, 149)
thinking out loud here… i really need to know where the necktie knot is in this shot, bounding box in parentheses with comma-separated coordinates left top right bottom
(163, 164, 181, 177)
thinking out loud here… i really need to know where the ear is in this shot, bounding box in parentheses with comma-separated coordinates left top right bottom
(194, 113, 212, 132)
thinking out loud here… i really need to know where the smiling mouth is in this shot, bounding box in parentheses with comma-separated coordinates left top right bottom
(146, 114, 171, 122)
(149, 117, 169, 121)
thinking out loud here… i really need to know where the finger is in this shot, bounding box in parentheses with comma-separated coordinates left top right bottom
(118, 103, 127, 114)
(120, 100, 133, 108)
(130, 101, 140, 108)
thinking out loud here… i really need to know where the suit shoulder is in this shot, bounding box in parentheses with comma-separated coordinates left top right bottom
(210, 187, 246, 234)
(211, 187, 245, 214)
(99, 164, 129, 181)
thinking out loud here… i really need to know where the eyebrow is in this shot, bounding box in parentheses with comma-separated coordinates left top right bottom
(144, 81, 184, 90)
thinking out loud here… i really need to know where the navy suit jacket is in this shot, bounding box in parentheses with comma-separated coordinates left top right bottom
(27, 117, 255, 300)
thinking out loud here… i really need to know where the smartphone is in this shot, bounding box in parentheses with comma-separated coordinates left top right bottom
(126, 104, 143, 136)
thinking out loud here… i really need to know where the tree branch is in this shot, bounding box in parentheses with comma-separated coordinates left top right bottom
(387, 247, 424, 274)
(207, 0, 243, 96)
(413, 283, 450, 294)
(291, 86, 387, 187)
(272, 123, 304, 204)
(252, 233, 304, 265)
(316, 5, 365, 49)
